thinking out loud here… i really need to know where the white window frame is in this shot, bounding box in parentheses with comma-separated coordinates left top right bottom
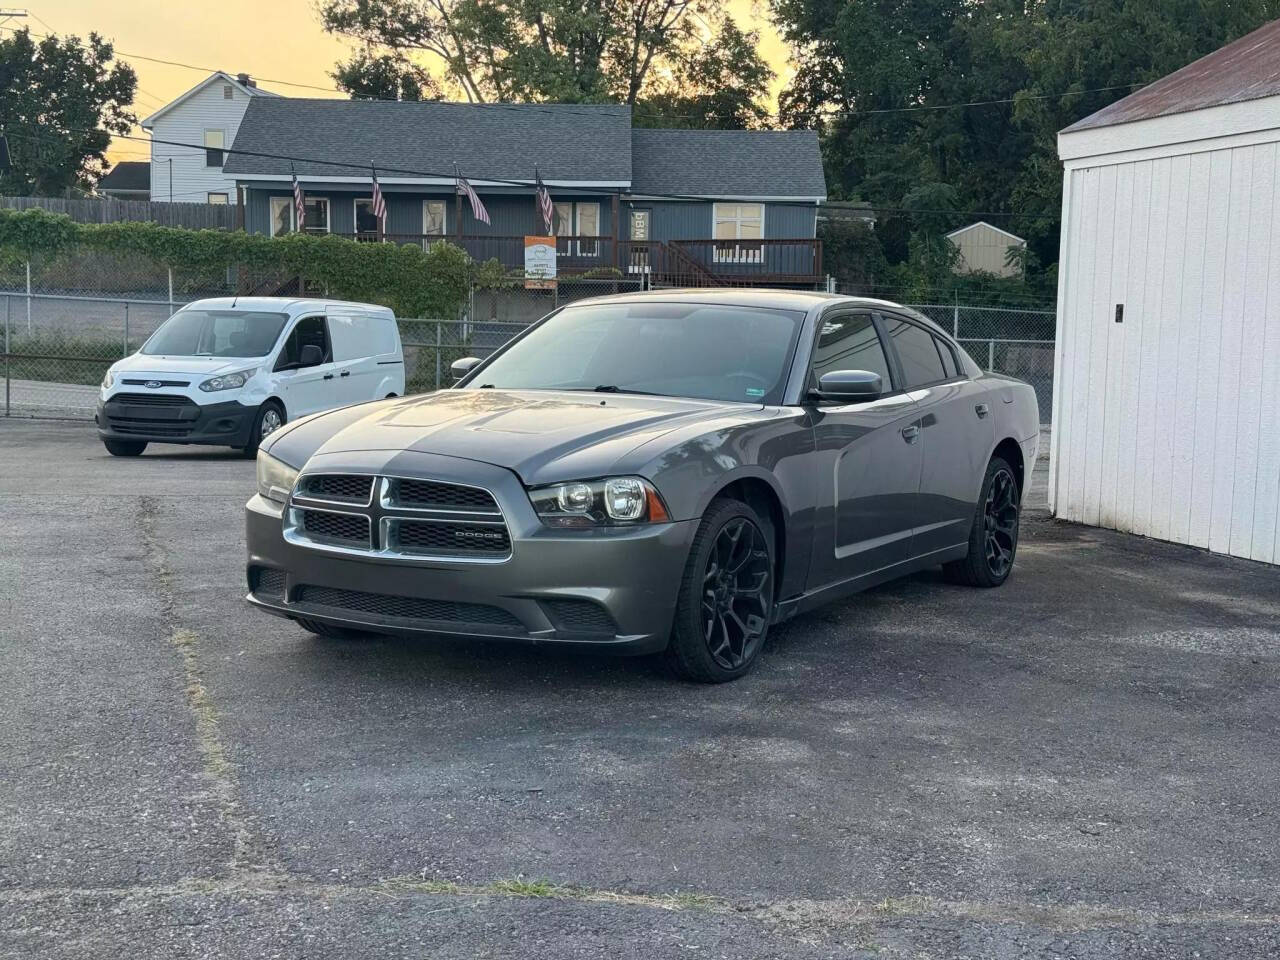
(353, 197, 378, 239)
(203, 129, 226, 169)
(553, 201, 601, 257)
(713, 202, 765, 263)
(268, 196, 294, 237)
(423, 200, 448, 243)
(207, 192, 229, 205)
(300, 197, 329, 234)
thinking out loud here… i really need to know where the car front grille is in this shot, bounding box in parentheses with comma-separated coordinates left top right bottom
(386, 477, 500, 513)
(297, 473, 374, 504)
(299, 508, 371, 547)
(251, 566, 286, 599)
(285, 474, 511, 562)
(294, 585, 521, 628)
(108, 392, 194, 407)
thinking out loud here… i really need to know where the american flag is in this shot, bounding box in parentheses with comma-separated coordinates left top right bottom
(534, 167, 554, 234)
(291, 169, 306, 232)
(370, 167, 387, 230)
(455, 168, 491, 225)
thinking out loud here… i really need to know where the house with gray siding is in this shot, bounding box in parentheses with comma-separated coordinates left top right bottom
(223, 100, 827, 286)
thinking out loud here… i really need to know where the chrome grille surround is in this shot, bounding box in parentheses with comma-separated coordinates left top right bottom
(284, 473, 512, 563)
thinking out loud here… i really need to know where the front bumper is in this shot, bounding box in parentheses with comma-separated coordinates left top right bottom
(243, 453, 697, 654)
(97, 395, 256, 447)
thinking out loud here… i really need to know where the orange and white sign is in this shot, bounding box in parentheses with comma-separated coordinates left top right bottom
(524, 235, 557, 289)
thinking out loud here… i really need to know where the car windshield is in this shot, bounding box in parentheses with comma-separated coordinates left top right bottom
(466, 302, 805, 404)
(141, 310, 289, 358)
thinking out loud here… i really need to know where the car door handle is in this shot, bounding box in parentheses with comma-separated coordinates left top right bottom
(975, 402, 990, 419)
(901, 424, 920, 444)
(340, 370, 350, 378)
(323, 373, 335, 381)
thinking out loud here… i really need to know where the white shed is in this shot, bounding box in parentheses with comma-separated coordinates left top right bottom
(1052, 19, 1280, 565)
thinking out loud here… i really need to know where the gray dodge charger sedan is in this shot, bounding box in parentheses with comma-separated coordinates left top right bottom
(246, 290, 1038, 682)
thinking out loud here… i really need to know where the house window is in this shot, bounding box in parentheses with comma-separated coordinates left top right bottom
(303, 197, 329, 234)
(269, 196, 293, 236)
(354, 198, 380, 239)
(423, 200, 447, 240)
(554, 201, 601, 257)
(208, 193, 229, 205)
(713, 202, 764, 263)
(203, 130, 225, 168)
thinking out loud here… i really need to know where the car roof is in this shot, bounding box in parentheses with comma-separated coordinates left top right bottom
(183, 296, 393, 316)
(558, 288, 948, 334)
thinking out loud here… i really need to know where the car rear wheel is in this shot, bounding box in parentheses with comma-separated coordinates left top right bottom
(666, 498, 774, 683)
(103, 439, 147, 457)
(943, 455, 1020, 588)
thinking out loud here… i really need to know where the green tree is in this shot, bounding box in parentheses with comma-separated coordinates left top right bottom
(318, 0, 764, 114)
(634, 21, 774, 129)
(770, 0, 1280, 294)
(333, 50, 437, 100)
(0, 28, 137, 196)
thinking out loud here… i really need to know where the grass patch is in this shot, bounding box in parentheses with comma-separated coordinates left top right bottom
(490, 878, 559, 898)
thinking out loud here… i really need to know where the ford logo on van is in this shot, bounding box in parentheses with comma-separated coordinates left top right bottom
(144, 380, 163, 389)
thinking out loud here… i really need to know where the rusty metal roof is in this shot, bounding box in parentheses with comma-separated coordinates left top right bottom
(1064, 18, 1280, 133)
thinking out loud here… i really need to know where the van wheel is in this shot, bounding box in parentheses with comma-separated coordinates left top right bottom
(242, 400, 285, 457)
(104, 439, 147, 457)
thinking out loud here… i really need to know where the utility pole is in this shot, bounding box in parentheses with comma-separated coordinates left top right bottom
(0, 9, 28, 28)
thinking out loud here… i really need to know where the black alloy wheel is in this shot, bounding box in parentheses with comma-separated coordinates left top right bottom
(983, 465, 1018, 579)
(943, 455, 1020, 588)
(667, 498, 775, 682)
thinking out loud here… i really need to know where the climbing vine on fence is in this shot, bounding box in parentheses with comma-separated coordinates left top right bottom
(0, 206, 472, 320)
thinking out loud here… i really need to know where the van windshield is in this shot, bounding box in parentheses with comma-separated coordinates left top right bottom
(141, 310, 289, 358)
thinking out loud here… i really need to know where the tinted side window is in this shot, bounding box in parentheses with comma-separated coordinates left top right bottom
(276, 316, 331, 368)
(883, 316, 946, 387)
(935, 336, 958, 378)
(810, 312, 893, 388)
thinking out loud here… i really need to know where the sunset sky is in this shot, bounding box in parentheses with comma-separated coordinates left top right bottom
(19, 0, 793, 166)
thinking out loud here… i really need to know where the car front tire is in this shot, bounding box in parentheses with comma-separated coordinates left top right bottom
(103, 439, 147, 457)
(295, 618, 380, 641)
(943, 455, 1020, 588)
(666, 498, 774, 683)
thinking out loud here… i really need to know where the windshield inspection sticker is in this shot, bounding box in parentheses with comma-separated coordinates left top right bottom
(746, 387, 766, 398)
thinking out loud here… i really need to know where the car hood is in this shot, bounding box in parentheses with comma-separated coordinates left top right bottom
(268, 389, 753, 484)
(112, 354, 260, 376)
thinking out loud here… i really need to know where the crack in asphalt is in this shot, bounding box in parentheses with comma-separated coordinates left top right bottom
(136, 495, 281, 883)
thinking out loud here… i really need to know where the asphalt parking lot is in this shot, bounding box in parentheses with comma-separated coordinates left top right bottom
(2, 418, 1279, 959)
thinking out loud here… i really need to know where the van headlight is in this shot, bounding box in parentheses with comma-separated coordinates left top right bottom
(256, 451, 299, 505)
(528, 477, 670, 527)
(199, 367, 257, 392)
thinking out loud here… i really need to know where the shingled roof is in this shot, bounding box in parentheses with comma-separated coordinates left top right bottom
(630, 129, 826, 199)
(223, 99, 633, 184)
(1065, 18, 1280, 132)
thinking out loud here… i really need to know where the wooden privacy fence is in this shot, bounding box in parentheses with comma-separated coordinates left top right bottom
(0, 195, 236, 230)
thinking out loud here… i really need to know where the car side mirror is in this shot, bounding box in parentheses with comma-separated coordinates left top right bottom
(450, 356, 482, 381)
(298, 344, 324, 368)
(814, 369, 883, 403)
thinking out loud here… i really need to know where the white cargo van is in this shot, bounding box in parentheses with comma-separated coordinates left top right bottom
(96, 297, 405, 456)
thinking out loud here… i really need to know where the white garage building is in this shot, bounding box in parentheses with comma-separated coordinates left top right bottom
(1051, 19, 1280, 565)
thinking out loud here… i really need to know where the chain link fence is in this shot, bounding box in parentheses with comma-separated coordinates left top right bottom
(1, 265, 1054, 425)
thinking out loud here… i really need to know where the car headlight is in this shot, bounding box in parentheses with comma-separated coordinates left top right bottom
(529, 477, 670, 527)
(199, 367, 257, 392)
(101, 370, 114, 390)
(256, 450, 299, 505)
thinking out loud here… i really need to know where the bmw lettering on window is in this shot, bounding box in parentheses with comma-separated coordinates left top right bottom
(246, 291, 1039, 683)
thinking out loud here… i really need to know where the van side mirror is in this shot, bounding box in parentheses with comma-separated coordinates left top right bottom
(451, 356, 482, 381)
(813, 369, 883, 403)
(299, 344, 324, 368)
